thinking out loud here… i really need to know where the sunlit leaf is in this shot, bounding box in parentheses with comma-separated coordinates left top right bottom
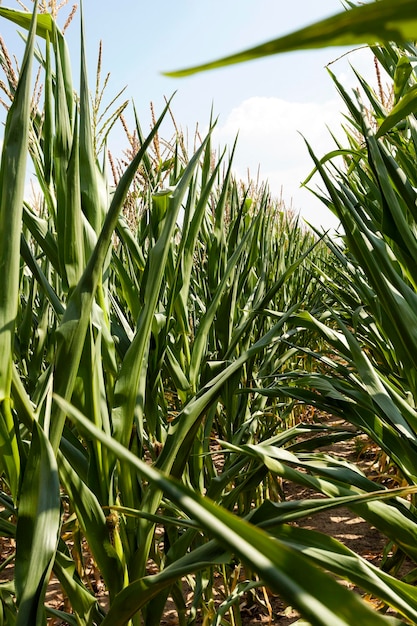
(165, 0, 417, 77)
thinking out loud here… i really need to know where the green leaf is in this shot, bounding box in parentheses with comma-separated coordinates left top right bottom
(53, 547, 100, 626)
(273, 524, 417, 624)
(164, 0, 417, 77)
(79, 7, 108, 236)
(393, 55, 413, 104)
(0, 400, 21, 502)
(15, 421, 60, 626)
(57, 451, 125, 599)
(0, 7, 55, 41)
(56, 395, 396, 626)
(226, 435, 417, 564)
(63, 111, 85, 290)
(376, 83, 417, 136)
(111, 132, 211, 446)
(0, 2, 36, 399)
(49, 99, 173, 452)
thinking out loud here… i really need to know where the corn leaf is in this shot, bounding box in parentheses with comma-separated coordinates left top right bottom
(56, 395, 397, 626)
(0, 2, 36, 399)
(165, 0, 417, 77)
(79, 8, 107, 236)
(111, 133, 211, 447)
(377, 84, 417, 136)
(49, 99, 172, 452)
(0, 7, 55, 40)
(53, 547, 102, 625)
(15, 421, 60, 626)
(57, 451, 125, 599)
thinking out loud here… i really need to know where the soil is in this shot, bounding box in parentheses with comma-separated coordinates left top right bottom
(0, 418, 403, 625)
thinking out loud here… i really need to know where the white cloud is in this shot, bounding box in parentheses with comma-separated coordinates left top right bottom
(212, 96, 350, 231)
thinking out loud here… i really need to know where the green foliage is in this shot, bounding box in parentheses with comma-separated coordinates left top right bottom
(269, 37, 417, 623)
(3, 2, 417, 626)
(164, 0, 417, 77)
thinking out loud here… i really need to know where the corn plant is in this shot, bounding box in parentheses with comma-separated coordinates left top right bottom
(251, 37, 417, 595)
(3, 3, 417, 626)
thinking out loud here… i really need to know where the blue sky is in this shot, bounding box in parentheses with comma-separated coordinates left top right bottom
(1, 1, 379, 228)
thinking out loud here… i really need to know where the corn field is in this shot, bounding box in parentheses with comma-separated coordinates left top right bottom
(3, 2, 417, 626)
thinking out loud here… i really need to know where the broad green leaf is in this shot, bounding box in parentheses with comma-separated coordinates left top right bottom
(273, 524, 417, 624)
(249, 486, 417, 527)
(58, 451, 125, 599)
(15, 421, 60, 626)
(43, 29, 53, 185)
(0, 1, 36, 399)
(53, 544, 104, 625)
(377, 83, 417, 137)
(46, 607, 78, 626)
(56, 395, 396, 626)
(164, 0, 417, 77)
(79, 7, 108, 236)
(0, 400, 21, 502)
(393, 55, 413, 104)
(0, 0, 39, 504)
(0, 7, 55, 41)
(53, 15, 77, 291)
(63, 111, 85, 290)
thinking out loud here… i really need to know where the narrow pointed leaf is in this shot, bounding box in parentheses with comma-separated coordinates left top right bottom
(111, 133, 211, 446)
(49, 99, 172, 452)
(165, 0, 417, 77)
(56, 396, 395, 626)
